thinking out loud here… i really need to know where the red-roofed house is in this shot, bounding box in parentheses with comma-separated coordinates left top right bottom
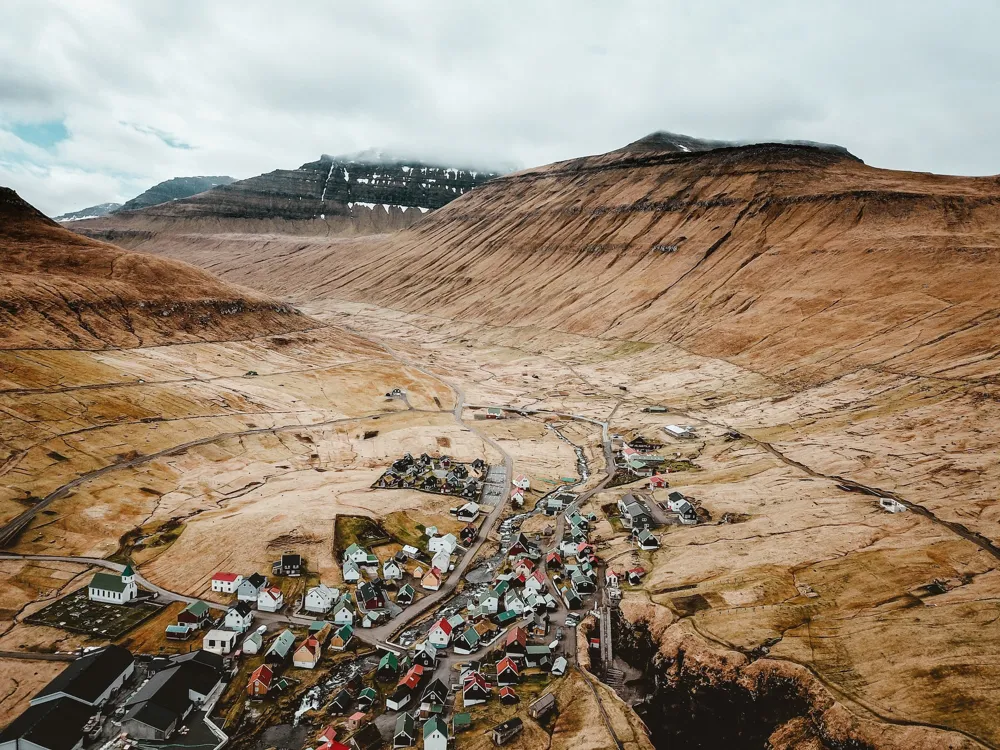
(513, 558, 535, 577)
(316, 726, 338, 747)
(247, 664, 273, 697)
(649, 474, 669, 489)
(505, 627, 527, 658)
(211, 572, 243, 594)
(627, 567, 646, 585)
(496, 656, 520, 685)
(428, 617, 453, 648)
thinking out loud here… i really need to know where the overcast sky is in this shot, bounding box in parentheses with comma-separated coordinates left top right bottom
(3, 1, 999, 216)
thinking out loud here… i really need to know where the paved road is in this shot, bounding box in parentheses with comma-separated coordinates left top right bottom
(347, 335, 514, 645)
(0, 553, 199, 605)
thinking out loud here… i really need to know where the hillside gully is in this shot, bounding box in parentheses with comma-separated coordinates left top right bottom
(611, 612, 871, 750)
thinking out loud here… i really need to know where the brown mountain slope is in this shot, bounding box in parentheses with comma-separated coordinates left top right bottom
(117, 141, 1000, 387)
(0, 187, 308, 349)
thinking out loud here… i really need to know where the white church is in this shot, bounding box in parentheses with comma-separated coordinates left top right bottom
(88, 564, 139, 604)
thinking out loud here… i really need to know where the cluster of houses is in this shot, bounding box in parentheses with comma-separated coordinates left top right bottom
(0, 645, 230, 749)
(375, 453, 486, 500)
(612, 435, 671, 478)
(617, 493, 664, 548)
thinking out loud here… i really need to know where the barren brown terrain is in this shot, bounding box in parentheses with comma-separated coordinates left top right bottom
(4, 137, 1000, 747)
(0, 187, 308, 349)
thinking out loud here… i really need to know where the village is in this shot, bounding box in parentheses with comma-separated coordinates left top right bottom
(1, 400, 717, 750)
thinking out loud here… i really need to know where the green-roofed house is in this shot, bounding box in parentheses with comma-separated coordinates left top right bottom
(377, 651, 399, 680)
(394, 711, 416, 747)
(453, 627, 480, 655)
(453, 712, 472, 733)
(178, 600, 212, 628)
(423, 717, 448, 750)
(88, 565, 138, 604)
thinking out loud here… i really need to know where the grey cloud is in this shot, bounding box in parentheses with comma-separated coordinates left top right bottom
(1, 0, 999, 216)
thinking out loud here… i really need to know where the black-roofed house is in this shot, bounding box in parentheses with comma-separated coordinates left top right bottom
(349, 722, 383, 750)
(31, 645, 134, 708)
(0, 696, 95, 750)
(272, 553, 303, 577)
(122, 656, 222, 741)
(491, 717, 524, 745)
(236, 572, 268, 601)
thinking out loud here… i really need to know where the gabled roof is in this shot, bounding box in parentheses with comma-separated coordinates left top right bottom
(431, 617, 453, 635)
(335, 623, 354, 641)
(243, 572, 267, 588)
(183, 600, 210, 617)
(250, 664, 274, 685)
(506, 627, 527, 647)
(497, 656, 519, 674)
(424, 717, 447, 739)
(266, 629, 296, 658)
(296, 637, 321, 660)
(212, 572, 240, 582)
(394, 711, 415, 738)
(228, 601, 253, 617)
(33, 645, 134, 705)
(89, 571, 126, 593)
(397, 664, 424, 690)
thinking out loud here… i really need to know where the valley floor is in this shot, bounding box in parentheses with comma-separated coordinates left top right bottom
(2, 297, 1000, 748)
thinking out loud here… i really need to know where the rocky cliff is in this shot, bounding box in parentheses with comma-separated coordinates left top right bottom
(0, 187, 308, 349)
(116, 175, 235, 212)
(68, 155, 503, 241)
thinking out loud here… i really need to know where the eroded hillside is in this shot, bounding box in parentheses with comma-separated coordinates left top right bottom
(0, 187, 308, 349)
(70, 138, 1000, 747)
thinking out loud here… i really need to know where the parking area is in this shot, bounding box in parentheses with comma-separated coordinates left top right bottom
(26, 588, 163, 639)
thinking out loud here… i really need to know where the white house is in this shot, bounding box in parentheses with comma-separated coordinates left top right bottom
(427, 618, 453, 648)
(423, 718, 448, 750)
(605, 570, 620, 588)
(424, 526, 438, 538)
(224, 602, 254, 632)
(383, 559, 403, 581)
(257, 587, 284, 612)
(525, 570, 547, 593)
(664, 424, 696, 439)
(304, 584, 339, 614)
(242, 630, 264, 654)
(211, 572, 243, 594)
(456, 502, 480, 521)
(342, 559, 360, 583)
(401, 544, 420, 558)
(236, 573, 267, 602)
(88, 565, 138, 605)
(203, 629, 238, 655)
(333, 596, 355, 625)
(513, 474, 530, 490)
(504, 592, 526, 615)
(431, 549, 451, 574)
(342, 543, 370, 564)
(428, 533, 458, 555)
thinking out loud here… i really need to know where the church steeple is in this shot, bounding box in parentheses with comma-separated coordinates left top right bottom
(121, 564, 135, 584)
